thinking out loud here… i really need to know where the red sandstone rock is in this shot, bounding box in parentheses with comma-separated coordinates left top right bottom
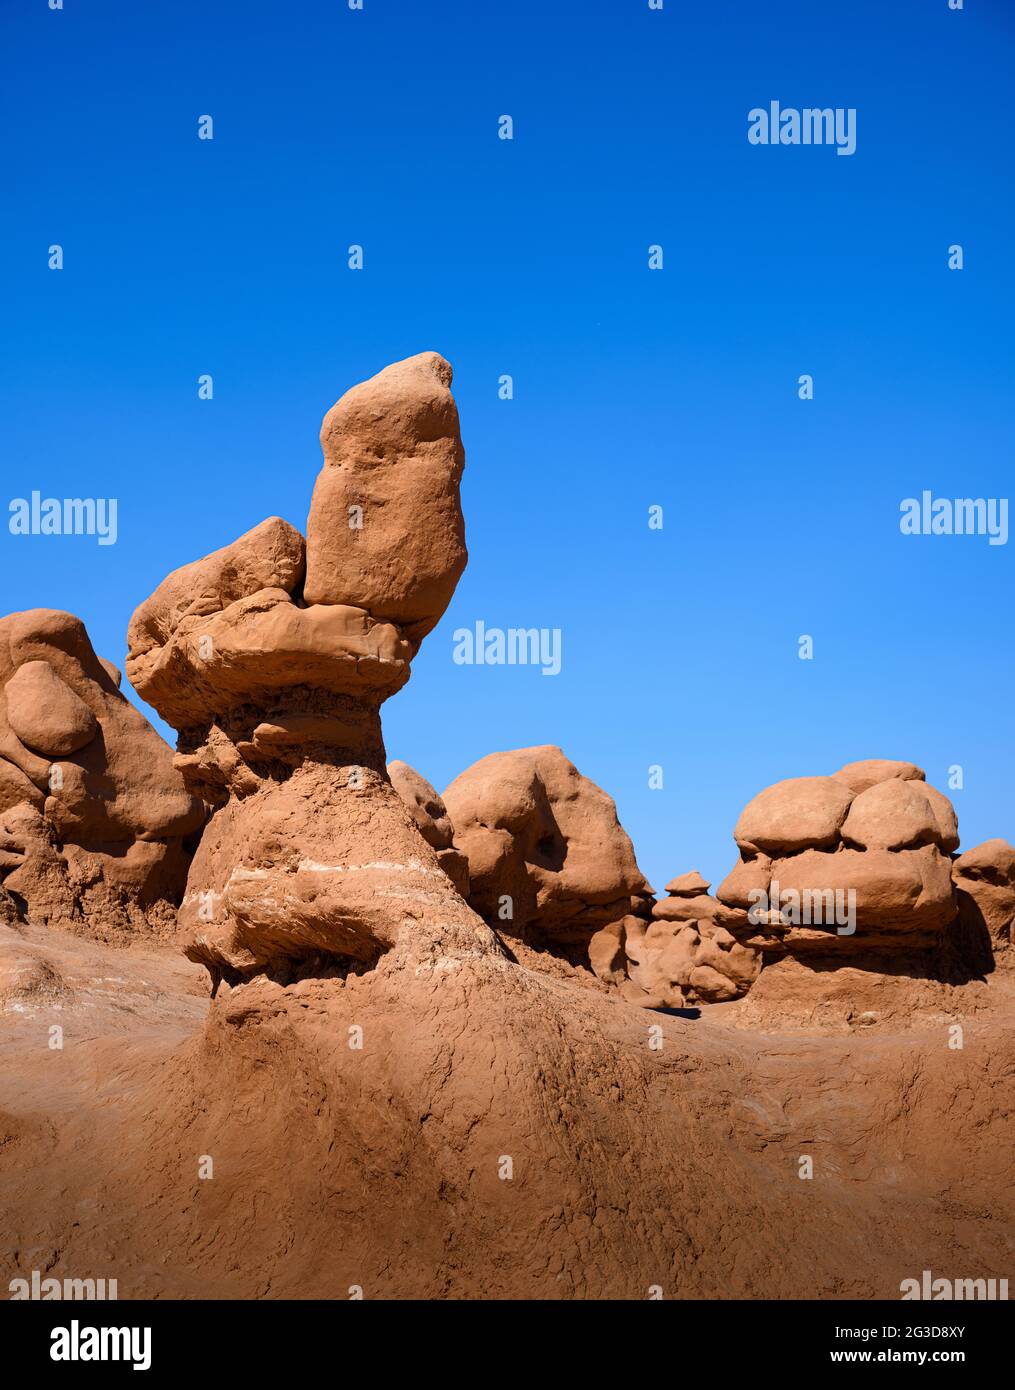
(0, 609, 203, 937)
(303, 352, 467, 645)
(734, 775, 854, 854)
(718, 761, 960, 963)
(953, 838, 1015, 964)
(833, 758, 925, 794)
(443, 745, 652, 970)
(125, 356, 490, 982)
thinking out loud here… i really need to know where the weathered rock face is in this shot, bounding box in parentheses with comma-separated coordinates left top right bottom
(621, 872, 761, 1007)
(0, 608, 204, 937)
(717, 760, 959, 961)
(303, 352, 468, 646)
(442, 745, 653, 976)
(388, 759, 470, 897)
(952, 839, 1015, 967)
(126, 354, 493, 983)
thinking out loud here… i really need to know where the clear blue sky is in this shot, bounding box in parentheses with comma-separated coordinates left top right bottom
(3, 0, 1012, 893)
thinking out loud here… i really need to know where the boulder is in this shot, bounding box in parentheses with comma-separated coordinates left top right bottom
(718, 760, 960, 964)
(0, 609, 204, 937)
(734, 776, 855, 854)
(952, 839, 1015, 964)
(833, 759, 925, 795)
(303, 352, 468, 645)
(841, 779, 946, 851)
(443, 746, 653, 963)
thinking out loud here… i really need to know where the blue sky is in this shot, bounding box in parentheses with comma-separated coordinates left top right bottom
(3, 0, 1012, 893)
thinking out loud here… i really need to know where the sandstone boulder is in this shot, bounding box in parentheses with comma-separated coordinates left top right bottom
(952, 838, 1015, 965)
(718, 760, 959, 964)
(303, 352, 468, 645)
(0, 609, 204, 936)
(833, 759, 925, 794)
(841, 779, 949, 852)
(443, 746, 653, 974)
(734, 776, 854, 854)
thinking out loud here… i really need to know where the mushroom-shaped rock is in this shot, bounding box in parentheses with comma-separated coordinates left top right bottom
(718, 761, 962, 966)
(126, 356, 494, 982)
(304, 352, 467, 645)
(665, 870, 711, 896)
(443, 746, 651, 943)
(734, 776, 855, 854)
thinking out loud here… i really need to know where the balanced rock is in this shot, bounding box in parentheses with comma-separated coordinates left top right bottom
(718, 760, 959, 961)
(734, 776, 854, 854)
(304, 352, 468, 645)
(443, 745, 653, 974)
(0, 608, 204, 936)
(622, 869, 760, 1006)
(126, 355, 494, 983)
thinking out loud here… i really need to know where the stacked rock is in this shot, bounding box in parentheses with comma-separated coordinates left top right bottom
(0, 608, 204, 935)
(442, 744, 654, 981)
(125, 352, 494, 984)
(620, 871, 761, 1006)
(716, 759, 959, 960)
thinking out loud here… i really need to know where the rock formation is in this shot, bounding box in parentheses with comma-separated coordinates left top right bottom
(716, 760, 959, 961)
(952, 838, 1015, 968)
(442, 744, 653, 978)
(125, 353, 494, 984)
(3, 359, 1012, 1308)
(387, 759, 470, 897)
(0, 607, 204, 937)
(621, 872, 761, 1006)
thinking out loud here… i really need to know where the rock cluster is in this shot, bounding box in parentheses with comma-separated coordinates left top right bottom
(442, 744, 653, 978)
(717, 759, 959, 959)
(125, 353, 492, 983)
(621, 872, 761, 1006)
(0, 608, 204, 936)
